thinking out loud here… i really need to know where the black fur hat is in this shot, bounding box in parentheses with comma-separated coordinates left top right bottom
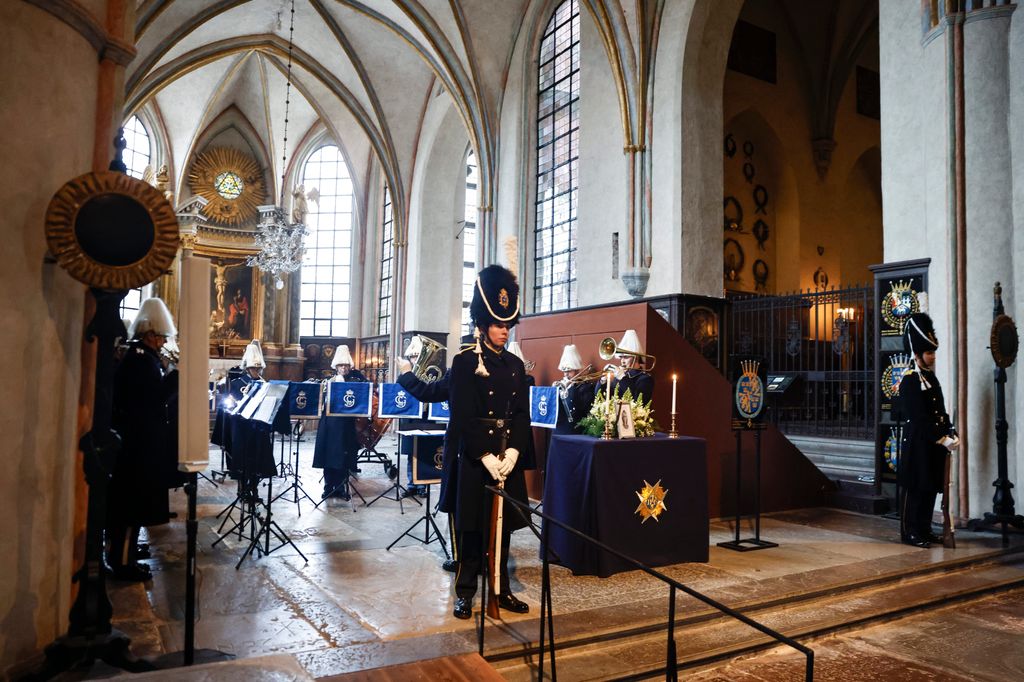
(904, 312, 939, 356)
(470, 264, 520, 329)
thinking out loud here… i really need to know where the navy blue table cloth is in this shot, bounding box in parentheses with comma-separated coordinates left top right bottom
(541, 433, 708, 576)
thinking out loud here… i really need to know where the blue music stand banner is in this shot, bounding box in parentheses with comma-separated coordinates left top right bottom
(286, 381, 322, 419)
(530, 385, 559, 429)
(378, 383, 423, 418)
(326, 381, 372, 417)
(427, 399, 451, 422)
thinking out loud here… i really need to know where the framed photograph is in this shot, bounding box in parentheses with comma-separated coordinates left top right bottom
(616, 402, 635, 438)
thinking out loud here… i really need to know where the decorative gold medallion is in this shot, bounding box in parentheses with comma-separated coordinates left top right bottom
(498, 287, 509, 309)
(635, 479, 669, 523)
(44, 170, 179, 289)
(188, 146, 266, 226)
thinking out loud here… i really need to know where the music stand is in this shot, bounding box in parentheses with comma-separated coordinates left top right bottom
(386, 431, 449, 556)
(271, 420, 317, 514)
(366, 429, 425, 513)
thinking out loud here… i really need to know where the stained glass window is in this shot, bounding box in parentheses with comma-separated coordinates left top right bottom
(123, 115, 151, 180)
(215, 171, 244, 199)
(299, 145, 354, 337)
(534, 0, 579, 312)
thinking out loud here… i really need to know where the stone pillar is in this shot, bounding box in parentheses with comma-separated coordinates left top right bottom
(962, 5, 1017, 517)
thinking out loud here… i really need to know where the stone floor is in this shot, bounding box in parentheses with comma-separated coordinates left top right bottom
(93, 433, 1023, 681)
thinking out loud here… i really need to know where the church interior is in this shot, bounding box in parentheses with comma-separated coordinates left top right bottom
(3, 0, 1024, 679)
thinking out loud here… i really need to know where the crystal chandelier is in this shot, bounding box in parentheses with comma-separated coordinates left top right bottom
(247, 0, 304, 291)
(250, 205, 307, 289)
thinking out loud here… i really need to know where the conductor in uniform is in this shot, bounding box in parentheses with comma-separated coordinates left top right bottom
(107, 298, 178, 582)
(897, 312, 959, 548)
(446, 264, 533, 619)
(312, 345, 366, 500)
(595, 329, 654, 402)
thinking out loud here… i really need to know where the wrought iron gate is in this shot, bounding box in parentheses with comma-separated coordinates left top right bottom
(729, 285, 875, 440)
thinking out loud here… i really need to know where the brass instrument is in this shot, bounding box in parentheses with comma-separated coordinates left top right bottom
(160, 337, 181, 366)
(599, 336, 656, 371)
(409, 334, 445, 383)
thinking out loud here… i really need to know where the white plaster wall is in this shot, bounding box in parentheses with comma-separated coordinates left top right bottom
(576, 8, 630, 306)
(0, 2, 94, 669)
(963, 12, 1017, 516)
(405, 95, 470, 353)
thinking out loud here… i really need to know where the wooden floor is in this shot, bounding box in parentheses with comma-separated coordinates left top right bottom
(319, 653, 504, 681)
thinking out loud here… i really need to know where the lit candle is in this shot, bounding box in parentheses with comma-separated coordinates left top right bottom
(606, 369, 614, 417)
(672, 374, 678, 414)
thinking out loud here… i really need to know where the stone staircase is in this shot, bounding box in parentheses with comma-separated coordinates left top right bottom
(786, 435, 889, 514)
(488, 548, 1024, 681)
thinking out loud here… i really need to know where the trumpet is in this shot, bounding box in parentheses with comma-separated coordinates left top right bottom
(599, 336, 656, 371)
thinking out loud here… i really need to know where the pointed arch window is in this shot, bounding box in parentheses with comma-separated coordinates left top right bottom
(461, 150, 479, 336)
(123, 115, 151, 180)
(378, 184, 394, 335)
(534, 0, 579, 312)
(299, 145, 354, 337)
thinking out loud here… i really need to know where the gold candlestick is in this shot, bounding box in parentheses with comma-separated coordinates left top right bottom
(602, 399, 616, 440)
(668, 411, 679, 438)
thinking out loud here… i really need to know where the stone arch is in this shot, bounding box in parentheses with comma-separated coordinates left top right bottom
(405, 95, 471, 350)
(838, 145, 882, 286)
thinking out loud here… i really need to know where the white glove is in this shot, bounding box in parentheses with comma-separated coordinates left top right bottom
(498, 448, 519, 477)
(480, 453, 505, 482)
(395, 357, 412, 375)
(939, 435, 960, 452)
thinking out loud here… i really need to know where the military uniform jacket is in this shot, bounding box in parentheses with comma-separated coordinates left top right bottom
(596, 368, 654, 404)
(229, 373, 264, 401)
(556, 379, 597, 434)
(398, 370, 457, 503)
(312, 368, 367, 470)
(447, 344, 532, 533)
(109, 341, 177, 527)
(897, 368, 953, 493)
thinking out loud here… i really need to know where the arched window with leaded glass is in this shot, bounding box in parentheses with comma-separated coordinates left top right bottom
(534, 0, 579, 312)
(299, 145, 354, 337)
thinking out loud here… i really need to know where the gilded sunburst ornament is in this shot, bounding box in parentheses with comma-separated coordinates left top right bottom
(188, 146, 265, 226)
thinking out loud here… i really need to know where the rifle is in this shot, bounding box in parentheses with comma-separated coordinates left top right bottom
(486, 406, 512, 619)
(942, 449, 956, 548)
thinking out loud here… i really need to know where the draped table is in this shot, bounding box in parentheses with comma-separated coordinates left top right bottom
(541, 433, 708, 577)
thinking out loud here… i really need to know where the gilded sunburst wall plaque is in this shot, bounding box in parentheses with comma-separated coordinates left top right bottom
(188, 146, 266, 226)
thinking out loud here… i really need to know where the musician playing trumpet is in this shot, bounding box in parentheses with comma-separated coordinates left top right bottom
(229, 339, 266, 400)
(594, 329, 655, 403)
(553, 344, 597, 434)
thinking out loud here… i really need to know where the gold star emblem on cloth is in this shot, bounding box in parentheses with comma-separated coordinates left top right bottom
(635, 479, 669, 523)
(498, 288, 509, 308)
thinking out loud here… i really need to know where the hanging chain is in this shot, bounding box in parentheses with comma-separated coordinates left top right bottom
(280, 0, 296, 207)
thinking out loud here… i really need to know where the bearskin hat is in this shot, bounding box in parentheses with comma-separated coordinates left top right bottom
(470, 264, 520, 329)
(904, 313, 939, 356)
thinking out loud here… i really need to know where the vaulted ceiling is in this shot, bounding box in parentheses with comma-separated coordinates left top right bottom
(127, 0, 533, 226)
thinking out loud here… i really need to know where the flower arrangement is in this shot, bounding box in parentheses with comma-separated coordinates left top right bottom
(578, 385, 658, 438)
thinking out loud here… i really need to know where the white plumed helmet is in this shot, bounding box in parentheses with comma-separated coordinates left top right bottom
(616, 329, 643, 355)
(557, 344, 583, 372)
(129, 298, 177, 338)
(241, 339, 266, 369)
(331, 344, 354, 368)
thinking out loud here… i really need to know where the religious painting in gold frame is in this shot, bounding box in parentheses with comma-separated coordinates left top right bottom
(205, 256, 262, 343)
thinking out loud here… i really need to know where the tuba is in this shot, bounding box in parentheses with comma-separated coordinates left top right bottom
(599, 337, 656, 372)
(408, 334, 446, 383)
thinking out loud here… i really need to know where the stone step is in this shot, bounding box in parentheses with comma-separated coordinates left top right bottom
(489, 551, 1024, 681)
